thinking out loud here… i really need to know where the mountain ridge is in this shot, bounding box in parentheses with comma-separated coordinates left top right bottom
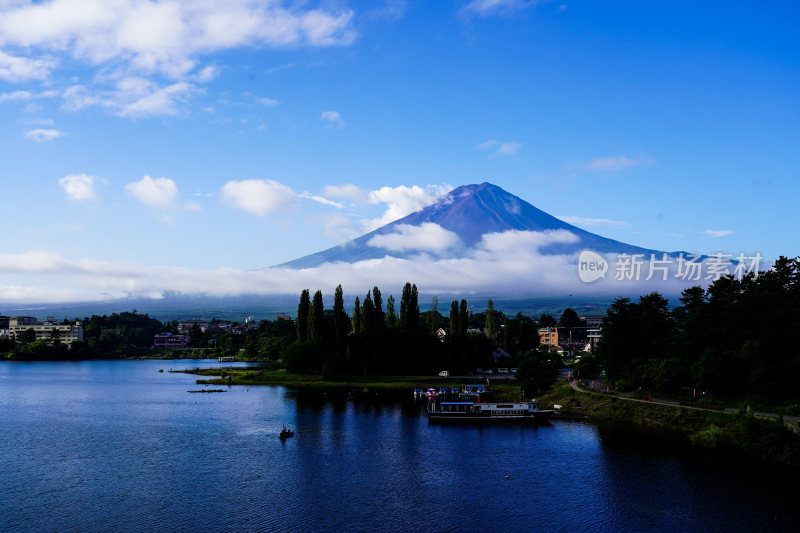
(278, 182, 666, 269)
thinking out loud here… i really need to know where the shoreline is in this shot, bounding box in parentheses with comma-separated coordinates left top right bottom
(181, 367, 800, 469)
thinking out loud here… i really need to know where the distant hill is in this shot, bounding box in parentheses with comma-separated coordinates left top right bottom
(279, 182, 665, 268)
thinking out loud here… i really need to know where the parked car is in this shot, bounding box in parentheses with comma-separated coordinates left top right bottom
(438, 370, 450, 377)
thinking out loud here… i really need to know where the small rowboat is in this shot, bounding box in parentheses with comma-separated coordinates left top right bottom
(279, 430, 294, 439)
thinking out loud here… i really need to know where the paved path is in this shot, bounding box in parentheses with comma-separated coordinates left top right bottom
(568, 379, 800, 429)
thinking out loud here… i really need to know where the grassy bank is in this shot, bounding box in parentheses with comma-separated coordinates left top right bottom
(178, 367, 522, 400)
(538, 382, 800, 468)
(178, 367, 800, 468)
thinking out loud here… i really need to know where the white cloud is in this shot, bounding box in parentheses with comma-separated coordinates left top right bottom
(364, 184, 452, 230)
(702, 229, 734, 238)
(556, 215, 629, 227)
(0, 229, 712, 303)
(220, 179, 297, 216)
(259, 96, 279, 106)
(59, 173, 97, 201)
(193, 65, 218, 82)
(126, 175, 178, 207)
(368, 223, 462, 253)
(460, 0, 538, 18)
(323, 183, 369, 204)
(63, 78, 195, 118)
(0, 50, 57, 82)
(300, 192, 344, 209)
(475, 229, 579, 255)
(24, 128, 65, 142)
(321, 110, 345, 128)
(478, 139, 522, 156)
(0, 1, 356, 81)
(0, 89, 58, 103)
(587, 155, 653, 171)
(0, 1, 355, 119)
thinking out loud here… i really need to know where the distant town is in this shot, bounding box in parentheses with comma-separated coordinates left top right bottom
(0, 308, 603, 366)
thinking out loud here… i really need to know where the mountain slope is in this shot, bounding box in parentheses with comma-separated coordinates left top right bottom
(278, 182, 664, 269)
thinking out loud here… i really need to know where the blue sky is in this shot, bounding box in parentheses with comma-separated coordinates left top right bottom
(0, 0, 798, 302)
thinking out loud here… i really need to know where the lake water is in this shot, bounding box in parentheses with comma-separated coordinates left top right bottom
(1, 360, 797, 532)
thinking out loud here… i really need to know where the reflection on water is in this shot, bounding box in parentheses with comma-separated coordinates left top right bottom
(1, 360, 797, 532)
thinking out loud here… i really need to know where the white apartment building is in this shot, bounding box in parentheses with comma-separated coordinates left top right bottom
(9, 317, 84, 346)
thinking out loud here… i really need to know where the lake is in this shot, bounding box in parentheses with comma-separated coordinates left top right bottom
(1, 360, 797, 532)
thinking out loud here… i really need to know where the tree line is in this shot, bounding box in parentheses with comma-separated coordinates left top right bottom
(282, 282, 563, 394)
(593, 256, 800, 401)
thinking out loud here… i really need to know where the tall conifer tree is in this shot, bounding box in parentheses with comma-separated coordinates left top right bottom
(352, 296, 361, 335)
(449, 300, 459, 334)
(297, 289, 310, 341)
(459, 299, 469, 335)
(333, 284, 348, 346)
(309, 290, 325, 341)
(386, 295, 397, 328)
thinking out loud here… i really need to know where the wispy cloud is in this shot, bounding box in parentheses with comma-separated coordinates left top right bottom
(63, 79, 195, 118)
(321, 110, 345, 128)
(478, 139, 522, 156)
(220, 179, 297, 216)
(126, 176, 179, 207)
(702, 229, 734, 238)
(460, 0, 539, 18)
(0, 89, 58, 103)
(323, 184, 369, 205)
(59, 174, 97, 202)
(587, 154, 653, 171)
(366, 0, 410, 21)
(24, 128, 65, 142)
(556, 215, 629, 227)
(301, 191, 344, 209)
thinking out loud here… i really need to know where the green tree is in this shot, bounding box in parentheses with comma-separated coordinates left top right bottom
(409, 284, 419, 330)
(309, 290, 325, 341)
(516, 345, 559, 396)
(459, 299, 468, 335)
(385, 295, 397, 328)
(538, 313, 556, 328)
(361, 291, 376, 332)
(595, 298, 638, 386)
(48, 328, 62, 347)
(485, 299, 496, 340)
(352, 296, 361, 335)
(188, 323, 204, 348)
(449, 300, 459, 334)
(333, 284, 349, 346)
(399, 283, 419, 330)
(426, 296, 439, 335)
(372, 286, 384, 325)
(18, 328, 37, 344)
(557, 308, 583, 328)
(297, 289, 310, 342)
